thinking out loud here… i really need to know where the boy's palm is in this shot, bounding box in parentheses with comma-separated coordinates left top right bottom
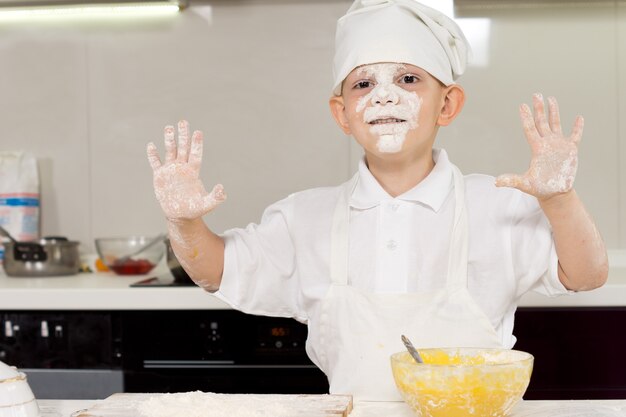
(496, 95, 582, 200)
(146, 120, 226, 221)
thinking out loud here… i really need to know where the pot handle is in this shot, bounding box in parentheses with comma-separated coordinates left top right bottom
(42, 236, 69, 242)
(13, 242, 48, 262)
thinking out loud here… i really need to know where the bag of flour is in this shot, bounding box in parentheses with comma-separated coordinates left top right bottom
(0, 152, 40, 263)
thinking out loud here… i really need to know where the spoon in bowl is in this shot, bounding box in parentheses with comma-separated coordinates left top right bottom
(401, 335, 424, 364)
(116, 233, 166, 264)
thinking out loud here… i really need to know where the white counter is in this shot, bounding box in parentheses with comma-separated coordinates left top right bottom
(0, 265, 231, 310)
(1, 254, 626, 310)
(36, 399, 626, 417)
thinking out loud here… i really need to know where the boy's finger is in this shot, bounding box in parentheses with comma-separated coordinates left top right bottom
(495, 174, 522, 188)
(495, 174, 532, 195)
(547, 96, 562, 135)
(203, 184, 227, 212)
(164, 125, 176, 163)
(532, 93, 550, 137)
(177, 120, 191, 162)
(570, 116, 584, 144)
(146, 142, 162, 171)
(189, 130, 204, 170)
(520, 104, 538, 142)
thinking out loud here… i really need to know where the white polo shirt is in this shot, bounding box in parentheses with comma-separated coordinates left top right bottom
(217, 149, 567, 348)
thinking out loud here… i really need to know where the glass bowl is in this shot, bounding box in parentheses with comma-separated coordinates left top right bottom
(95, 236, 165, 275)
(390, 347, 533, 417)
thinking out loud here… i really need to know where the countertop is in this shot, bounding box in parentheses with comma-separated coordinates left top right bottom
(36, 399, 626, 417)
(1, 252, 626, 310)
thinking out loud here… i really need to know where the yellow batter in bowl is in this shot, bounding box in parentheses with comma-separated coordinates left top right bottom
(390, 348, 533, 417)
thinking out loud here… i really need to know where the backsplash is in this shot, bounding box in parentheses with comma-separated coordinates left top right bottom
(0, 0, 624, 252)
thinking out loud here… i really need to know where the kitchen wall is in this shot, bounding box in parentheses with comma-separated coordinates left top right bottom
(0, 0, 624, 253)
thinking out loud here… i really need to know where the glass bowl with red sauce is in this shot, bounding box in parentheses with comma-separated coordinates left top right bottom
(95, 236, 165, 275)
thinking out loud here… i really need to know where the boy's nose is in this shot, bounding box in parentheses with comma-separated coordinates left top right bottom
(371, 86, 399, 106)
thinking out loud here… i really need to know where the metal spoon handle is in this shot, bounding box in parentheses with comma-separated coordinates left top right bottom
(401, 334, 424, 364)
(118, 233, 166, 262)
(0, 225, 18, 243)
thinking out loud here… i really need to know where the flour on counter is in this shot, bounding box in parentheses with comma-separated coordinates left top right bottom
(511, 403, 626, 417)
(137, 392, 294, 417)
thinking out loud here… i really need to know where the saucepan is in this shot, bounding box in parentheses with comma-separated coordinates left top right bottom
(0, 226, 80, 277)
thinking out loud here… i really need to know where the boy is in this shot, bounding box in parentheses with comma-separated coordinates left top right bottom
(146, 0, 608, 401)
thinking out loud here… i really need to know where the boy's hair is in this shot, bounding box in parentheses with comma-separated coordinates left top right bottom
(332, 0, 471, 95)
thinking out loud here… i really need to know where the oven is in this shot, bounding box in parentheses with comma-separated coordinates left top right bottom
(120, 310, 329, 394)
(0, 310, 328, 399)
(0, 311, 124, 399)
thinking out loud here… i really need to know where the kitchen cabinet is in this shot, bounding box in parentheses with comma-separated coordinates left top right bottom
(2, 307, 625, 400)
(514, 307, 626, 400)
(1, 270, 626, 400)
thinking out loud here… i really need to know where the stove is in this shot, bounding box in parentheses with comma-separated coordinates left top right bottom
(130, 273, 197, 287)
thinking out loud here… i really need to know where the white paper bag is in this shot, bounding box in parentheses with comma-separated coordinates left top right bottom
(0, 151, 40, 263)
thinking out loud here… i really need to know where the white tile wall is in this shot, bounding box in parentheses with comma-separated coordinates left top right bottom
(0, 0, 624, 253)
(448, 2, 622, 246)
(618, 0, 626, 248)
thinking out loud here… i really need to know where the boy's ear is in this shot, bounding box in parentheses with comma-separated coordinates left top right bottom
(437, 84, 465, 127)
(329, 95, 352, 135)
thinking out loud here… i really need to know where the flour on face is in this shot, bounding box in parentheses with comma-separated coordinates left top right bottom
(355, 63, 423, 153)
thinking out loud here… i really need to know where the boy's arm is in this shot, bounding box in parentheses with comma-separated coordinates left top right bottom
(146, 120, 226, 291)
(495, 94, 609, 291)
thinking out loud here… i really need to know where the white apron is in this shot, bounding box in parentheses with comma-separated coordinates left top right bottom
(305, 164, 503, 401)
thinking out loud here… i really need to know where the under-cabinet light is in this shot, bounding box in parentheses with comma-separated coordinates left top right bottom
(0, 0, 185, 20)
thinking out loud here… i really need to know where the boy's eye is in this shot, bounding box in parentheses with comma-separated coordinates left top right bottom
(398, 74, 419, 84)
(353, 80, 374, 89)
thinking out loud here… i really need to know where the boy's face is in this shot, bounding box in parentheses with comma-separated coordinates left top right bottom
(329, 62, 464, 159)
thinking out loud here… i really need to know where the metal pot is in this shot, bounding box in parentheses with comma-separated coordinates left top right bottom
(2, 237, 80, 277)
(165, 239, 194, 285)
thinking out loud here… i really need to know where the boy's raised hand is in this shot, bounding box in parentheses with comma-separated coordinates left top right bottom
(495, 94, 583, 200)
(146, 120, 226, 222)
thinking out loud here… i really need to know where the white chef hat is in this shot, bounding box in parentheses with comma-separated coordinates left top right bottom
(332, 0, 471, 95)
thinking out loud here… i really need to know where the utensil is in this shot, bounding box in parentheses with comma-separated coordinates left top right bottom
(0, 226, 80, 277)
(116, 233, 166, 264)
(0, 225, 18, 244)
(0, 225, 47, 262)
(401, 335, 424, 364)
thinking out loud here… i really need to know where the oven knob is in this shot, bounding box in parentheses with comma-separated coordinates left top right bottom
(4, 321, 13, 338)
(275, 340, 283, 349)
(40, 321, 49, 338)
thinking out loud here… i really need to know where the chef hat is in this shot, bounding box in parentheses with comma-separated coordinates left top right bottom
(332, 0, 471, 95)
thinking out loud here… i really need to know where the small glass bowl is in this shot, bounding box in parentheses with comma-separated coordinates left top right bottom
(94, 236, 165, 275)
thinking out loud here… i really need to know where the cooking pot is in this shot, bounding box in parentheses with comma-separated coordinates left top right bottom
(165, 239, 194, 285)
(2, 236, 80, 277)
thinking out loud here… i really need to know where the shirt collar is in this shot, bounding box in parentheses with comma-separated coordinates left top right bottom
(350, 148, 454, 212)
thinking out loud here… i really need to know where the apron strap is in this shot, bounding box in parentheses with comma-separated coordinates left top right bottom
(330, 174, 358, 285)
(446, 164, 469, 289)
